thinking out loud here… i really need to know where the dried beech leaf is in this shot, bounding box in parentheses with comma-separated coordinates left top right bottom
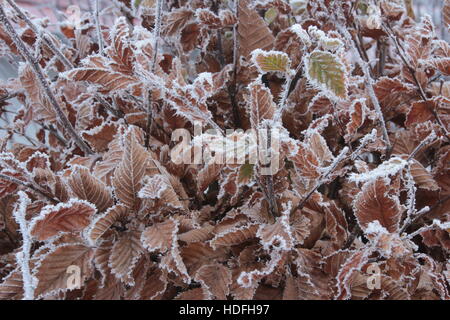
(409, 160, 439, 191)
(66, 68, 139, 92)
(238, 0, 275, 59)
(141, 218, 178, 252)
(210, 224, 258, 249)
(112, 129, 149, 209)
(33, 244, 93, 298)
(88, 204, 128, 244)
(249, 81, 276, 128)
(354, 178, 403, 233)
(138, 174, 183, 209)
(444, 0, 450, 30)
(68, 166, 113, 212)
(30, 200, 96, 241)
(194, 263, 232, 300)
(0, 269, 23, 300)
(109, 231, 144, 285)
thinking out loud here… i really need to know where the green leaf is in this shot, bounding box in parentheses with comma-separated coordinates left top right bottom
(264, 8, 278, 24)
(253, 50, 291, 73)
(238, 163, 254, 184)
(305, 50, 347, 99)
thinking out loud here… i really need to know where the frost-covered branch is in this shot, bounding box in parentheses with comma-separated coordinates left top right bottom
(406, 218, 450, 239)
(349, 129, 378, 161)
(336, 20, 391, 151)
(383, 22, 450, 142)
(228, 0, 242, 128)
(293, 146, 349, 212)
(0, 173, 58, 203)
(92, 0, 104, 56)
(13, 191, 34, 300)
(0, 4, 93, 155)
(5, 0, 74, 70)
(151, 0, 163, 73)
(407, 131, 437, 161)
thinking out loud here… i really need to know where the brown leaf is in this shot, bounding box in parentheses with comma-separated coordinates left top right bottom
(0, 269, 23, 300)
(210, 223, 258, 249)
(409, 160, 439, 191)
(112, 128, 149, 210)
(106, 17, 134, 75)
(82, 122, 118, 153)
(141, 218, 178, 252)
(33, 244, 93, 298)
(30, 200, 96, 241)
(194, 263, 232, 300)
(68, 166, 114, 212)
(444, 0, 450, 30)
(238, 0, 275, 59)
(354, 178, 404, 233)
(345, 99, 367, 143)
(138, 174, 183, 209)
(178, 224, 214, 244)
(163, 8, 194, 36)
(66, 68, 139, 93)
(249, 81, 276, 128)
(88, 204, 128, 244)
(109, 231, 144, 285)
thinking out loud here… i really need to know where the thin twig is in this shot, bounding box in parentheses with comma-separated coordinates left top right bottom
(383, 22, 450, 142)
(337, 22, 391, 151)
(5, 0, 74, 70)
(228, 0, 242, 128)
(407, 131, 436, 162)
(93, 0, 104, 55)
(275, 64, 303, 122)
(0, 173, 58, 203)
(293, 146, 349, 213)
(144, 90, 153, 148)
(0, 91, 20, 103)
(95, 94, 123, 118)
(13, 191, 34, 300)
(144, 0, 163, 147)
(0, 4, 93, 155)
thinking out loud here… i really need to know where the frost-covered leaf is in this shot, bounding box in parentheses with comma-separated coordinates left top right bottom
(249, 80, 276, 128)
(33, 244, 93, 298)
(238, 0, 275, 59)
(141, 218, 178, 252)
(409, 160, 439, 191)
(109, 231, 144, 285)
(305, 50, 347, 99)
(88, 204, 128, 244)
(30, 200, 96, 241)
(65, 68, 139, 92)
(252, 49, 291, 73)
(210, 223, 258, 249)
(106, 17, 134, 75)
(444, 0, 450, 30)
(0, 269, 23, 300)
(354, 178, 404, 233)
(112, 128, 149, 210)
(68, 166, 113, 212)
(194, 263, 232, 300)
(138, 174, 182, 209)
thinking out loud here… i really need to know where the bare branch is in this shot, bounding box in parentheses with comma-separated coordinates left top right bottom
(5, 0, 74, 70)
(0, 4, 93, 155)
